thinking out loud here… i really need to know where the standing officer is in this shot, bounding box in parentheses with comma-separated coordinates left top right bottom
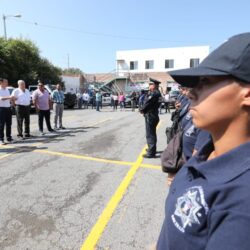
(140, 78, 161, 158)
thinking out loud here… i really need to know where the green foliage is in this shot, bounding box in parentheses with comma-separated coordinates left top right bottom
(0, 37, 62, 86)
(62, 67, 83, 75)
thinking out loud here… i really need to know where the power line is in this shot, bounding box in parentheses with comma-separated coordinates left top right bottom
(11, 18, 211, 44)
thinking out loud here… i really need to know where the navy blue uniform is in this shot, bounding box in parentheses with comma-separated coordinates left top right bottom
(140, 90, 161, 156)
(182, 119, 211, 160)
(157, 138, 250, 250)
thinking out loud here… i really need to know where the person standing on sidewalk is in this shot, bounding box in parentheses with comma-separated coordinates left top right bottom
(12, 80, 31, 139)
(0, 78, 14, 145)
(51, 83, 65, 130)
(32, 81, 54, 135)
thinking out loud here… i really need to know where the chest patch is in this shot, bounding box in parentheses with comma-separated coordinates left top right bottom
(171, 186, 209, 233)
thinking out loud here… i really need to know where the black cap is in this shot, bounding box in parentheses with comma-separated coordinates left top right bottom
(169, 33, 250, 87)
(149, 78, 161, 85)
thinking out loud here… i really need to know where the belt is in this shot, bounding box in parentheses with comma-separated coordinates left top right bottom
(16, 104, 30, 107)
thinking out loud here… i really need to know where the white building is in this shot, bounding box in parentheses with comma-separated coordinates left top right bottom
(116, 46, 210, 76)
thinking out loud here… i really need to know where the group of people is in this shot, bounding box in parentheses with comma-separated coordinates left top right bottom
(76, 90, 102, 111)
(0, 79, 66, 145)
(155, 33, 250, 250)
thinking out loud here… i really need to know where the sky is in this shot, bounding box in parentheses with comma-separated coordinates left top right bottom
(1, 0, 250, 73)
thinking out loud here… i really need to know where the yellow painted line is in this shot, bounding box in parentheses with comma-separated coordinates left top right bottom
(0, 153, 14, 160)
(80, 145, 147, 250)
(34, 149, 134, 167)
(80, 120, 162, 250)
(140, 163, 161, 170)
(33, 149, 162, 170)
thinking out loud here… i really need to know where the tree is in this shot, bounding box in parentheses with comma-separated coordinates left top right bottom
(62, 67, 83, 75)
(0, 37, 62, 86)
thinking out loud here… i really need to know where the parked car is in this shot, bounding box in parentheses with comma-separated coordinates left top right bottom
(101, 92, 112, 106)
(124, 94, 132, 108)
(7, 87, 16, 115)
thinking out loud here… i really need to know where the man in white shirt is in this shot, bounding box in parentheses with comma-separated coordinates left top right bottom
(82, 91, 90, 109)
(12, 80, 31, 139)
(0, 78, 14, 145)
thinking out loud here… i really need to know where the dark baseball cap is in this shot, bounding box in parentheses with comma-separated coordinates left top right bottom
(169, 33, 250, 87)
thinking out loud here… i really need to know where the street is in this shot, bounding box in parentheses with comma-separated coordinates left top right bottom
(0, 107, 170, 250)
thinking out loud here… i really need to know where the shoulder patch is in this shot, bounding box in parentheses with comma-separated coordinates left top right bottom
(171, 186, 209, 233)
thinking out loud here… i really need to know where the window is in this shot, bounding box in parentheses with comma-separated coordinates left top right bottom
(145, 60, 154, 69)
(190, 58, 200, 68)
(130, 61, 138, 70)
(165, 59, 174, 69)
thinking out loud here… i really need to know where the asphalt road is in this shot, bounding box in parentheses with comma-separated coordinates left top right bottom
(0, 106, 171, 250)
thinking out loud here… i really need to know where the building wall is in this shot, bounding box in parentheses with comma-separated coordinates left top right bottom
(61, 75, 80, 93)
(116, 46, 210, 74)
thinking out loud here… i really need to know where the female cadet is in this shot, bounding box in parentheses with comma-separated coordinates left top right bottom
(157, 33, 250, 250)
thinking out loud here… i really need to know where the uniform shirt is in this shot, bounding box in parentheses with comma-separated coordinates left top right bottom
(32, 89, 50, 110)
(180, 109, 192, 129)
(12, 88, 31, 106)
(182, 119, 211, 160)
(0, 88, 11, 107)
(51, 89, 64, 104)
(157, 138, 250, 250)
(182, 119, 200, 160)
(140, 90, 161, 114)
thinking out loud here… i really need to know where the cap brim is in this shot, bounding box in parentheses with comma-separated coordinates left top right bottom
(169, 67, 229, 87)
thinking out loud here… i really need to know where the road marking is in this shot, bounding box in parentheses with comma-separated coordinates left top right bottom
(32, 149, 162, 171)
(80, 121, 162, 250)
(80, 145, 147, 250)
(34, 149, 134, 167)
(140, 163, 161, 170)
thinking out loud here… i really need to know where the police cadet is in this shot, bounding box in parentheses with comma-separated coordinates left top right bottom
(140, 78, 161, 158)
(157, 33, 250, 250)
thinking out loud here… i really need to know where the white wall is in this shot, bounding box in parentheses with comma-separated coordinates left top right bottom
(116, 46, 210, 73)
(62, 75, 80, 93)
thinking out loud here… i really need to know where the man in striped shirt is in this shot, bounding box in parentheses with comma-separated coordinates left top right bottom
(51, 83, 65, 130)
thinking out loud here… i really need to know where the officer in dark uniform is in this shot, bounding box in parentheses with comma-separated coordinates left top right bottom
(140, 78, 161, 158)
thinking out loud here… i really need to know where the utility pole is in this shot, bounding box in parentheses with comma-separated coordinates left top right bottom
(67, 53, 70, 69)
(3, 15, 7, 39)
(2, 14, 22, 40)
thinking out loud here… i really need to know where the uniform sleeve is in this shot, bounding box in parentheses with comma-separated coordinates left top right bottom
(206, 210, 250, 250)
(194, 130, 211, 151)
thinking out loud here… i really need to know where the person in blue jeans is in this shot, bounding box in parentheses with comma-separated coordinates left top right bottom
(157, 33, 250, 250)
(95, 91, 101, 112)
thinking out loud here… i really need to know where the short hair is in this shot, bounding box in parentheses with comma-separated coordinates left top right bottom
(18, 80, 25, 85)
